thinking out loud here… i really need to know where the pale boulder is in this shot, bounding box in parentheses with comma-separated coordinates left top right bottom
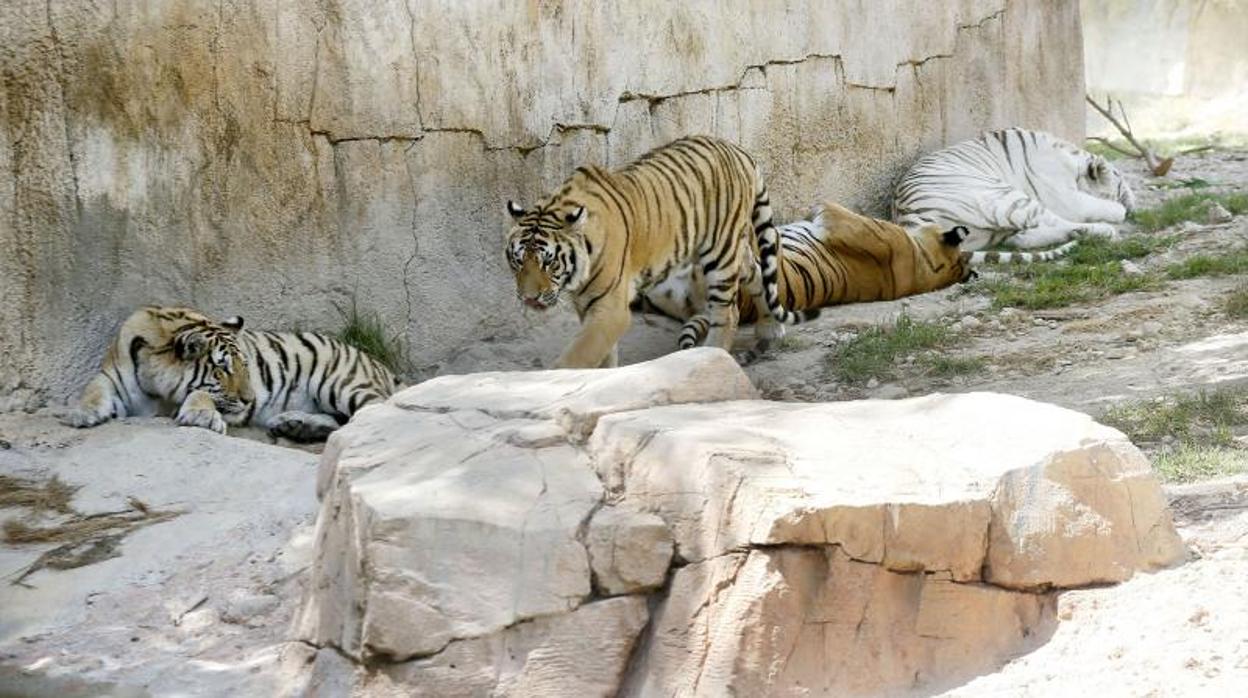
(296, 349, 1185, 696)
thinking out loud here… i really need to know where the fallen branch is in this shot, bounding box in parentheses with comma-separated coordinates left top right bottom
(1086, 94, 1174, 176)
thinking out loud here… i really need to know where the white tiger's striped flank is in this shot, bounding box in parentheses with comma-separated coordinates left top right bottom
(893, 128, 1137, 251)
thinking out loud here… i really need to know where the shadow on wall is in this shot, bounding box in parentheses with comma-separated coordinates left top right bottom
(1082, 0, 1248, 137)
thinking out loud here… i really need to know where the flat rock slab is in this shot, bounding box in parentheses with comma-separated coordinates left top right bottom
(298, 348, 1185, 696)
(0, 414, 318, 696)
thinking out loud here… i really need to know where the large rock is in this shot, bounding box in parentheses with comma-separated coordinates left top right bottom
(296, 349, 1185, 696)
(2, 0, 1086, 407)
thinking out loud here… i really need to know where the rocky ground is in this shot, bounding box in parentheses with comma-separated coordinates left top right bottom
(2, 149, 1247, 695)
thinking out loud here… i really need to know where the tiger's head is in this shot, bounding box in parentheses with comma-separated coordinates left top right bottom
(169, 315, 254, 416)
(1079, 154, 1136, 213)
(504, 199, 590, 310)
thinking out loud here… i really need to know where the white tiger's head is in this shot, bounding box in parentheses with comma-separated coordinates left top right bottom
(1078, 154, 1136, 213)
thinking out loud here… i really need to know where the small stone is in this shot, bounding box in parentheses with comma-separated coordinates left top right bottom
(866, 378, 880, 389)
(999, 307, 1018, 318)
(221, 591, 280, 625)
(990, 320, 1004, 331)
(960, 315, 981, 330)
(1179, 220, 1203, 234)
(870, 383, 908, 400)
(1047, 321, 1058, 330)
(1105, 348, 1128, 360)
(1120, 260, 1144, 276)
(1205, 203, 1233, 225)
(1033, 318, 1047, 327)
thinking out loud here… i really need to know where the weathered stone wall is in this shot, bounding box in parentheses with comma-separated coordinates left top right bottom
(0, 1, 1085, 406)
(1083, 0, 1248, 136)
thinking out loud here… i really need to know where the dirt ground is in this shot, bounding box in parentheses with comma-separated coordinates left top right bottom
(2, 149, 1248, 695)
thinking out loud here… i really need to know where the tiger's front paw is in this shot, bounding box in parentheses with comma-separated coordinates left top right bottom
(176, 405, 226, 434)
(59, 408, 109, 429)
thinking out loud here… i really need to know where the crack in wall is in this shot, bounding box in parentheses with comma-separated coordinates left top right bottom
(288, 5, 1008, 153)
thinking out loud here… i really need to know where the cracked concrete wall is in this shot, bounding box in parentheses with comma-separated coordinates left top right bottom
(0, 0, 1084, 405)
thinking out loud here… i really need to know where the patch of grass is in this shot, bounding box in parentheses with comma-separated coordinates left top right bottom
(1101, 389, 1246, 447)
(1152, 445, 1248, 484)
(1165, 249, 1248, 280)
(1225, 285, 1248, 319)
(977, 262, 1162, 309)
(334, 299, 410, 374)
(1131, 192, 1248, 232)
(971, 235, 1174, 310)
(923, 355, 987, 378)
(1064, 235, 1178, 265)
(826, 315, 956, 385)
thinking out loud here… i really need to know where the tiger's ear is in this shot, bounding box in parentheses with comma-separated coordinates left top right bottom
(221, 316, 244, 332)
(173, 332, 208, 361)
(506, 200, 526, 220)
(1087, 155, 1109, 181)
(563, 206, 585, 227)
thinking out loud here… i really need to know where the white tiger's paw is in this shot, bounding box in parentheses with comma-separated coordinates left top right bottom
(176, 406, 226, 434)
(59, 408, 108, 429)
(1080, 223, 1119, 240)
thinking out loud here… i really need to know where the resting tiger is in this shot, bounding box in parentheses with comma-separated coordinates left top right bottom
(504, 135, 814, 368)
(62, 306, 400, 442)
(640, 202, 1076, 340)
(892, 128, 1137, 250)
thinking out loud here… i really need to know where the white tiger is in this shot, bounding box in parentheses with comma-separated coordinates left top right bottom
(892, 128, 1137, 250)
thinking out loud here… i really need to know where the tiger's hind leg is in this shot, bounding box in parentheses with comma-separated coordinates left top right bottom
(697, 254, 740, 352)
(267, 411, 342, 443)
(740, 257, 785, 354)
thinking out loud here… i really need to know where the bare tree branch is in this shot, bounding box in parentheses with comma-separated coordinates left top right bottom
(1085, 94, 1176, 176)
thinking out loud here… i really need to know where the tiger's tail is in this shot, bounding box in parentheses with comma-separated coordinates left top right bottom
(752, 178, 820, 325)
(961, 239, 1079, 265)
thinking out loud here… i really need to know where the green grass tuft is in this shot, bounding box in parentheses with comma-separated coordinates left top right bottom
(826, 315, 958, 385)
(1063, 235, 1178, 265)
(970, 235, 1174, 310)
(976, 261, 1162, 309)
(1226, 285, 1248, 319)
(334, 300, 409, 374)
(1101, 389, 1245, 447)
(1165, 249, 1248, 280)
(1131, 192, 1248, 232)
(1152, 445, 1248, 484)
(923, 355, 987, 378)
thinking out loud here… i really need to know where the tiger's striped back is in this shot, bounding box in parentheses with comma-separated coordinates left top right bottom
(504, 135, 811, 368)
(234, 329, 401, 429)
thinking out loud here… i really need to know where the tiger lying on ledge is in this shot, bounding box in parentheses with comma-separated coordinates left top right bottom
(892, 127, 1136, 250)
(62, 306, 400, 442)
(640, 202, 1075, 347)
